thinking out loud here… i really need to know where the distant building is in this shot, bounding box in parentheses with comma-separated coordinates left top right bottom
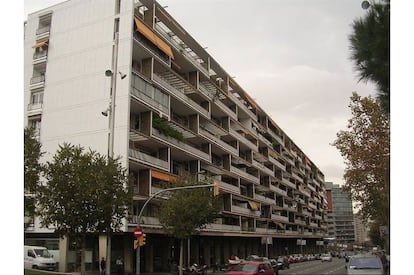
(354, 211, 371, 246)
(325, 182, 355, 244)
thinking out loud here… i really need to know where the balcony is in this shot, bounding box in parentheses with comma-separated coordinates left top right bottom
(227, 92, 256, 121)
(282, 177, 296, 189)
(27, 103, 43, 115)
(152, 128, 211, 162)
(36, 25, 51, 36)
(229, 128, 257, 151)
(254, 193, 275, 205)
(199, 127, 238, 155)
(129, 215, 161, 228)
(271, 214, 289, 223)
(30, 75, 45, 89)
(220, 181, 240, 194)
(232, 205, 260, 217)
(203, 223, 241, 232)
(33, 51, 47, 64)
(129, 148, 169, 171)
(154, 24, 209, 77)
(131, 73, 169, 116)
(252, 159, 273, 176)
(153, 73, 210, 119)
(269, 184, 287, 197)
(230, 166, 259, 184)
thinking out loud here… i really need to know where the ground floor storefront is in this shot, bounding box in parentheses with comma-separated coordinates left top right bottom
(25, 232, 325, 274)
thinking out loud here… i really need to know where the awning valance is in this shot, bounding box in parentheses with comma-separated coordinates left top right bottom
(134, 17, 174, 59)
(32, 38, 49, 48)
(151, 170, 177, 182)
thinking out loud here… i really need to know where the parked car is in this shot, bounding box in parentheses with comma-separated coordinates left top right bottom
(346, 254, 384, 275)
(321, 253, 333, 262)
(24, 246, 56, 271)
(275, 256, 290, 270)
(226, 261, 275, 275)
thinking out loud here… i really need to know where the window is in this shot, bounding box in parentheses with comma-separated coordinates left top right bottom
(31, 91, 43, 105)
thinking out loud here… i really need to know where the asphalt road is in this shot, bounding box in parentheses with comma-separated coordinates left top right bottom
(278, 258, 348, 275)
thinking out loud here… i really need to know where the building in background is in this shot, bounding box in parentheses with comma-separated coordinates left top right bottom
(354, 211, 371, 247)
(325, 182, 355, 247)
(24, 0, 328, 273)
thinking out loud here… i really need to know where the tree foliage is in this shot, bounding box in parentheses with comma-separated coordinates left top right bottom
(158, 173, 220, 273)
(24, 127, 44, 194)
(24, 127, 44, 226)
(37, 143, 133, 236)
(333, 93, 389, 225)
(349, 1, 390, 114)
(158, 174, 221, 239)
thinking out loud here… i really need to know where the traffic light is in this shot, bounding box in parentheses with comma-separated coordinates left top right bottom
(139, 233, 146, 246)
(213, 181, 219, 196)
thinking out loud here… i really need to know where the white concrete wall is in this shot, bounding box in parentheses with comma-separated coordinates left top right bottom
(24, 0, 135, 232)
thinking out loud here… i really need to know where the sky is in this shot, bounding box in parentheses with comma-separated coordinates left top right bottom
(22, 0, 377, 186)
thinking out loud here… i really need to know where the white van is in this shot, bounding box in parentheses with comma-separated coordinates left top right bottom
(24, 246, 56, 270)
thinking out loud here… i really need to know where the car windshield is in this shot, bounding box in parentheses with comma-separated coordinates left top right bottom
(349, 257, 382, 269)
(34, 249, 52, 258)
(232, 263, 257, 272)
(322, 254, 330, 257)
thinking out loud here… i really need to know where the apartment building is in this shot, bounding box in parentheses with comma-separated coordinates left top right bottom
(24, 0, 328, 273)
(325, 183, 355, 246)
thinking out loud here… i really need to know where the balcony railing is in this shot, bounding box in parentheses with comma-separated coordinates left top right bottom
(229, 128, 257, 151)
(36, 25, 50, 35)
(152, 128, 211, 162)
(203, 223, 241, 232)
(230, 166, 259, 184)
(153, 73, 209, 118)
(219, 181, 240, 194)
(33, 51, 47, 60)
(27, 102, 43, 111)
(129, 148, 169, 171)
(199, 127, 238, 156)
(30, 75, 45, 85)
(154, 24, 209, 77)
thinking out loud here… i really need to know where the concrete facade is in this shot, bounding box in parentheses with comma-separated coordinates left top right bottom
(25, 0, 329, 273)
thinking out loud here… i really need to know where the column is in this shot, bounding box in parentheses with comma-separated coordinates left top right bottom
(99, 234, 107, 273)
(59, 235, 69, 272)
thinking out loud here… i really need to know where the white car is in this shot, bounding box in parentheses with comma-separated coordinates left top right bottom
(321, 253, 332, 262)
(346, 254, 384, 275)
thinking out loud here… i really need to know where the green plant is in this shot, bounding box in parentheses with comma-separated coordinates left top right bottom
(153, 116, 184, 142)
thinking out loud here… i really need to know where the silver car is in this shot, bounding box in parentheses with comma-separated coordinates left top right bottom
(346, 254, 384, 275)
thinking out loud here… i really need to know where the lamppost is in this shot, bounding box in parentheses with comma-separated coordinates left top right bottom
(101, 30, 126, 275)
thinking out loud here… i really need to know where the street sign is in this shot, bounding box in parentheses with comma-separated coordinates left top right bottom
(134, 228, 143, 238)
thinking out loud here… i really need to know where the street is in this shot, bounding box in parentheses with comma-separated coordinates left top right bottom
(278, 258, 348, 275)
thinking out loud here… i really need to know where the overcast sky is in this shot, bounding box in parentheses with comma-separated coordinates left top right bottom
(24, 0, 379, 185)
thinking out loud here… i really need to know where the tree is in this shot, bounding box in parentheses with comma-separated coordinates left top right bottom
(158, 174, 221, 275)
(349, 1, 390, 114)
(333, 92, 389, 227)
(36, 143, 132, 273)
(24, 127, 44, 227)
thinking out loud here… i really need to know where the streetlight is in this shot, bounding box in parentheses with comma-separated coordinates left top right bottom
(101, 30, 127, 275)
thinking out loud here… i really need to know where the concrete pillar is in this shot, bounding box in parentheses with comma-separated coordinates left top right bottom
(59, 235, 69, 272)
(99, 235, 107, 274)
(223, 239, 230, 262)
(203, 241, 210, 266)
(123, 237, 132, 274)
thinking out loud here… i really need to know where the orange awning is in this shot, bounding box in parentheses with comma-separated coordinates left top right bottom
(134, 17, 174, 59)
(151, 170, 177, 182)
(32, 38, 49, 48)
(248, 200, 259, 211)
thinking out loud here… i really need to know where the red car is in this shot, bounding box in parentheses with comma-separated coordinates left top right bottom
(226, 261, 275, 275)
